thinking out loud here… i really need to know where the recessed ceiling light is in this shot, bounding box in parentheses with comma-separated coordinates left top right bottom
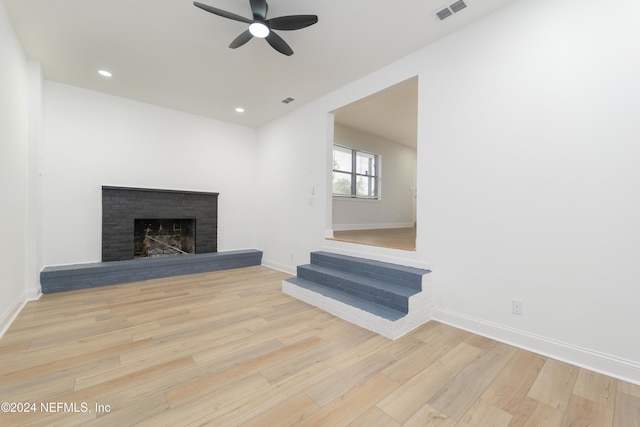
(235, 107, 245, 113)
(98, 69, 113, 78)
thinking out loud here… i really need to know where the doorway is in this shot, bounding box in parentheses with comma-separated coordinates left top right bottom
(329, 77, 418, 251)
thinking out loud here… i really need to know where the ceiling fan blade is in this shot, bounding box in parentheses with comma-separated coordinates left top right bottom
(250, 0, 268, 20)
(193, 2, 251, 24)
(229, 29, 253, 49)
(265, 31, 293, 56)
(267, 15, 318, 31)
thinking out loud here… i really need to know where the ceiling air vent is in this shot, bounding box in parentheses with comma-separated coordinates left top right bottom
(450, 0, 467, 13)
(435, 8, 453, 20)
(434, 0, 468, 21)
(281, 97, 295, 104)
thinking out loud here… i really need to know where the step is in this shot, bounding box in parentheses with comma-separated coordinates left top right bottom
(282, 277, 432, 339)
(283, 277, 406, 321)
(297, 264, 418, 313)
(310, 251, 429, 291)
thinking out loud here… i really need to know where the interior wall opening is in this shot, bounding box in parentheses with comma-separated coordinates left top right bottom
(328, 76, 418, 251)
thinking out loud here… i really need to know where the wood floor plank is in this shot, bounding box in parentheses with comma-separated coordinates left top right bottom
(137, 372, 275, 427)
(329, 227, 416, 251)
(527, 358, 580, 413)
(400, 403, 455, 427)
(455, 399, 513, 427)
(397, 317, 449, 342)
(165, 335, 325, 408)
(0, 357, 117, 403)
(348, 406, 401, 427)
(376, 342, 482, 423)
(561, 394, 612, 427)
(481, 349, 546, 414)
(573, 368, 617, 407)
(382, 327, 470, 384)
(614, 391, 640, 427)
(510, 397, 564, 427)
(194, 361, 337, 426)
(238, 393, 320, 427)
(324, 333, 391, 371)
(304, 351, 396, 407)
(427, 340, 516, 420)
(0, 265, 636, 426)
(84, 393, 169, 427)
(1, 338, 152, 388)
(298, 373, 399, 426)
(617, 380, 640, 398)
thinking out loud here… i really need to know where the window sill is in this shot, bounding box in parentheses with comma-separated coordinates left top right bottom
(333, 196, 381, 203)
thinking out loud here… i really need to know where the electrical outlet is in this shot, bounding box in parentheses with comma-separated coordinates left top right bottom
(512, 300, 523, 316)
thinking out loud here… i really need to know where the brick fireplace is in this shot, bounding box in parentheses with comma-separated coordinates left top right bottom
(40, 186, 262, 293)
(101, 186, 218, 262)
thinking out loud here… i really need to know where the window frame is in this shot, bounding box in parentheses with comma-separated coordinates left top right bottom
(332, 144, 380, 199)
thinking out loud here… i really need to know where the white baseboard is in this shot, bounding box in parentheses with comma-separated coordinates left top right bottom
(26, 288, 42, 301)
(432, 307, 640, 386)
(332, 222, 414, 231)
(261, 259, 296, 275)
(0, 293, 29, 339)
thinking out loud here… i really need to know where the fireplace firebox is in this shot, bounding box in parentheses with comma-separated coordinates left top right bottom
(134, 218, 196, 258)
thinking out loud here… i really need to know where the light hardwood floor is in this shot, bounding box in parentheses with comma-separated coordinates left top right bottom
(0, 266, 638, 426)
(329, 227, 416, 251)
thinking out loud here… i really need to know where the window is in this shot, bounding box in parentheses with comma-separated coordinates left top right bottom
(332, 145, 379, 199)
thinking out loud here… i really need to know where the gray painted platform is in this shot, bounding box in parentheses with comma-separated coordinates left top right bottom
(283, 251, 432, 339)
(296, 264, 419, 313)
(40, 249, 262, 293)
(310, 251, 426, 290)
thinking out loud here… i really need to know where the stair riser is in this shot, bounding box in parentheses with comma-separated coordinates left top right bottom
(310, 252, 425, 290)
(296, 266, 409, 313)
(283, 279, 433, 340)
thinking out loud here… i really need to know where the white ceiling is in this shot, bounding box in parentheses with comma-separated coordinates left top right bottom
(3, 0, 517, 133)
(333, 77, 418, 148)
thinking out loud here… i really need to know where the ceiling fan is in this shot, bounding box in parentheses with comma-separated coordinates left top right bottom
(193, 0, 318, 56)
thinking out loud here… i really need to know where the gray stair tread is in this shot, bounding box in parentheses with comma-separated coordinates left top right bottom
(298, 264, 419, 297)
(313, 251, 430, 275)
(284, 277, 406, 321)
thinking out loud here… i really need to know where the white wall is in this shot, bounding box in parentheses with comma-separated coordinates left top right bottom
(0, 2, 29, 334)
(255, 106, 331, 272)
(256, 0, 640, 382)
(41, 82, 258, 267)
(420, 0, 640, 380)
(332, 124, 416, 230)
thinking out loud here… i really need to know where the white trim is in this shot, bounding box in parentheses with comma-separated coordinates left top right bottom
(261, 259, 296, 275)
(26, 289, 42, 301)
(331, 222, 414, 231)
(321, 240, 431, 270)
(0, 293, 29, 339)
(432, 307, 640, 386)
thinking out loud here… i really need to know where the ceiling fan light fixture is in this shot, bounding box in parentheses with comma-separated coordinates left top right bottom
(193, 1, 317, 55)
(249, 22, 269, 38)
